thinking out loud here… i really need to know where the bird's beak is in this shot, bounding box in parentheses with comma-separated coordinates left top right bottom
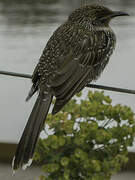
(111, 11, 129, 18)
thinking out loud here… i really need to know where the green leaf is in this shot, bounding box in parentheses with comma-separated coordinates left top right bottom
(64, 169, 70, 180)
(42, 163, 59, 173)
(58, 136, 66, 146)
(34, 90, 135, 180)
(60, 157, 69, 167)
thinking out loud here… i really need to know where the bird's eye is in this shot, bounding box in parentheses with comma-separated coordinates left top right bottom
(92, 17, 104, 26)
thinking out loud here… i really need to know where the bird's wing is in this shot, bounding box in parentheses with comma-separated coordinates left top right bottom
(52, 30, 109, 114)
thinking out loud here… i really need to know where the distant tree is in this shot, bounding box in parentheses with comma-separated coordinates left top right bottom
(34, 91, 135, 180)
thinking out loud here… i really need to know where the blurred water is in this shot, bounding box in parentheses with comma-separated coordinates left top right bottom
(0, 0, 135, 150)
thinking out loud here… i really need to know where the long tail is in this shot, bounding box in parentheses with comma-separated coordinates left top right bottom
(12, 91, 53, 171)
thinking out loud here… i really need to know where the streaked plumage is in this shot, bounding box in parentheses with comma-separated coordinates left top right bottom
(12, 5, 128, 170)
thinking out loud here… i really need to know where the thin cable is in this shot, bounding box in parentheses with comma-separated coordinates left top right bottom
(87, 84, 135, 95)
(0, 70, 32, 79)
(0, 70, 135, 95)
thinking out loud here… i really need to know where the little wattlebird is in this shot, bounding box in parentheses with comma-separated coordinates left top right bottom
(12, 5, 129, 171)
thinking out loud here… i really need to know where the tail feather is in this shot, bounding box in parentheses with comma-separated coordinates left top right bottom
(26, 83, 39, 102)
(12, 92, 53, 170)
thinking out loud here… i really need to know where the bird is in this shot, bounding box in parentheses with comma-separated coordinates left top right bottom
(12, 4, 129, 171)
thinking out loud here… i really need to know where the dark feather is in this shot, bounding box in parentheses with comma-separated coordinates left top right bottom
(26, 82, 39, 101)
(12, 91, 53, 170)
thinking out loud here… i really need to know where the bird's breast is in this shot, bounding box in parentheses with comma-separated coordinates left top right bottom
(87, 28, 116, 80)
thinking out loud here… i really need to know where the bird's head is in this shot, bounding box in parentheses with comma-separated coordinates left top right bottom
(68, 5, 129, 27)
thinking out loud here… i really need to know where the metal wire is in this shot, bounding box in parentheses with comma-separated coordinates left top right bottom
(87, 84, 135, 95)
(0, 70, 32, 79)
(0, 70, 135, 95)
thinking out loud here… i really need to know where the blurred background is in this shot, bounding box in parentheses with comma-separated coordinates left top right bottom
(0, 0, 135, 176)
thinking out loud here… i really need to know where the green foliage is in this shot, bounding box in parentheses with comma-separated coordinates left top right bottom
(34, 91, 135, 180)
